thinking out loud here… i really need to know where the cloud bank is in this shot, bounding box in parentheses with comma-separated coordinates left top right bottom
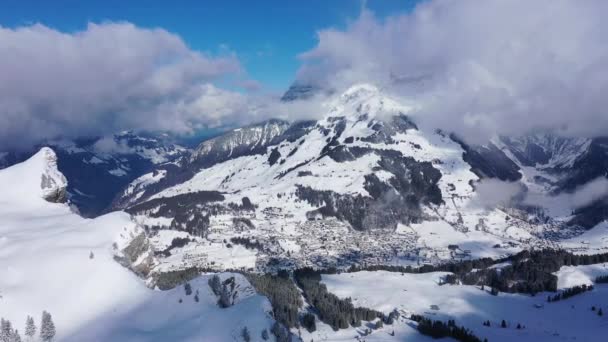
(298, 0, 608, 143)
(477, 177, 608, 214)
(0, 22, 258, 149)
(470, 179, 523, 209)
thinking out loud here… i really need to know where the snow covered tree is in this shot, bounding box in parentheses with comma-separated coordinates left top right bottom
(24, 316, 35, 340)
(40, 311, 56, 342)
(241, 327, 250, 342)
(270, 322, 291, 342)
(261, 329, 269, 340)
(10, 329, 22, 342)
(208, 275, 221, 296)
(1, 318, 13, 342)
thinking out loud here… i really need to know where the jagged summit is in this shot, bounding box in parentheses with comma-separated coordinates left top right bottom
(0, 147, 67, 205)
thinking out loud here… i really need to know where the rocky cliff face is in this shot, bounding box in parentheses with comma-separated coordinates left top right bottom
(36, 147, 68, 203)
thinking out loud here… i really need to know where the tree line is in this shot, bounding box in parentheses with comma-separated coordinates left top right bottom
(410, 315, 485, 342)
(547, 284, 594, 302)
(340, 249, 608, 295)
(245, 271, 302, 329)
(595, 274, 608, 283)
(1, 311, 55, 342)
(294, 268, 391, 331)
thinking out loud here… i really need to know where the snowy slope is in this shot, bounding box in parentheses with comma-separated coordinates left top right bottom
(321, 269, 608, 342)
(0, 148, 276, 341)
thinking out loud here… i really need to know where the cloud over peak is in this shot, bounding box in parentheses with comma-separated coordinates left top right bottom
(298, 0, 608, 143)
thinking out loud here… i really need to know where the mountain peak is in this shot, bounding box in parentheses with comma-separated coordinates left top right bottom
(325, 83, 413, 121)
(0, 147, 67, 205)
(341, 83, 380, 99)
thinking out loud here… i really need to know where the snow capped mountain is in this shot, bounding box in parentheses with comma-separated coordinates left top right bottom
(499, 134, 591, 171)
(190, 119, 291, 168)
(115, 83, 605, 278)
(0, 147, 67, 206)
(0, 148, 277, 342)
(280, 82, 322, 102)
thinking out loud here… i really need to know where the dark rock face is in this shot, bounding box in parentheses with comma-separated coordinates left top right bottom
(190, 119, 290, 169)
(272, 120, 316, 144)
(297, 148, 442, 230)
(361, 114, 418, 144)
(559, 138, 608, 191)
(500, 137, 551, 167)
(559, 139, 608, 229)
(41, 176, 68, 203)
(280, 83, 320, 102)
(569, 198, 608, 229)
(452, 135, 522, 181)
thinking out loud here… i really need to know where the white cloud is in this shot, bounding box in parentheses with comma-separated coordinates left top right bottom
(0, 22, 251, 149)
(470, 179, 523, 209)
(569, 177, 608, 209)
(522, 177, 608, 216)
(298, 0, 608, 143)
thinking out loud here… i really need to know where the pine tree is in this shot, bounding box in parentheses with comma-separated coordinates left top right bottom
(40, 311, 56, 342)
(1, 318, 13, 342)
(11, 329, 22, 342)
(261, 329, 269, 341)
(501, 320, 507, 328)
(598, 308, 603, 316)
(24, 316, 35, 340)
(241, 327, 250, 342)
(208, 275, 221, 296)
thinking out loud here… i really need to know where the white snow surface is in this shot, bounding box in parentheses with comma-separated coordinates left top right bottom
(0, 148, 276, 341)
(321, 270, 608, 342)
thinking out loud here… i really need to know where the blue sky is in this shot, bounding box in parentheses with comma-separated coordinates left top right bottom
(0, 0, 420, 91)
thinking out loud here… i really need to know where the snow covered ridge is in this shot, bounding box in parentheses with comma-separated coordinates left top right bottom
(0, 147, 67, 204)
(0, 152, 278, 341)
